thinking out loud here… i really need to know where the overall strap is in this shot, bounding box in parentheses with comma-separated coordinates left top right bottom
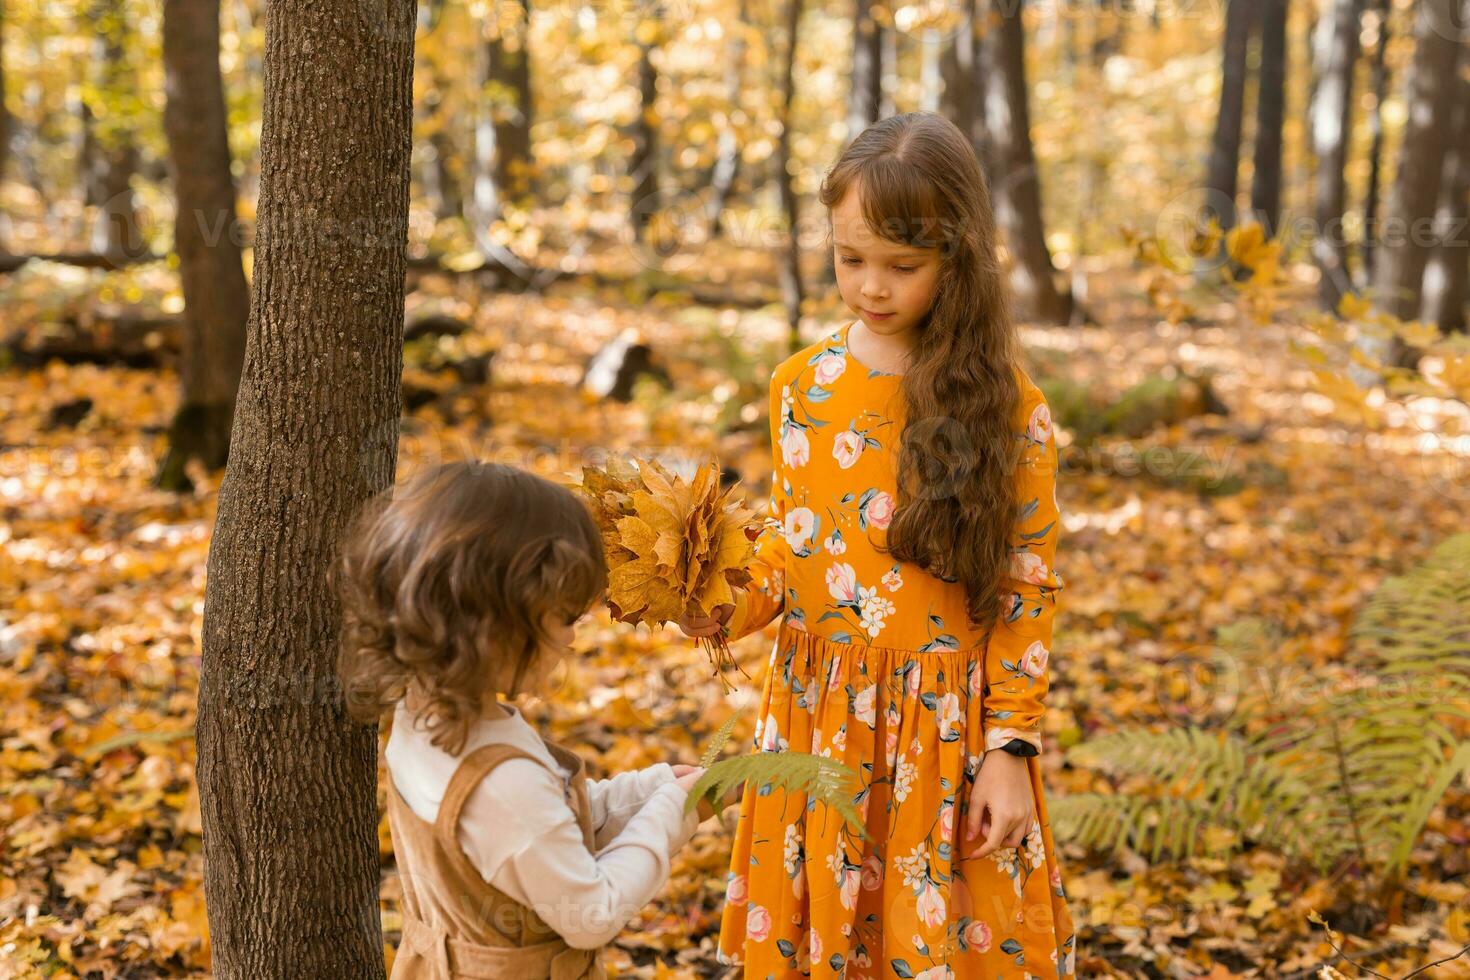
(435, 743, 548, 841)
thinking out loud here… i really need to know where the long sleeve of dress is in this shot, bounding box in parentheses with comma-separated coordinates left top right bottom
(459, 760, 702, 950)
(726, 371, 789, 643)
(585, 763, 678, 852)
(981, 388, 1065, 757)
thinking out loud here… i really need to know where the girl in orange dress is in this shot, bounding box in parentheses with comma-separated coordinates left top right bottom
(681, 112, 1077, 977)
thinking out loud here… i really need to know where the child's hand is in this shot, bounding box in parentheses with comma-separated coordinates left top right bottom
(962, 751, 1037, 859)
(677, 603, 735, 639)
(674, 767, 718, 821)
(672, 764, 744, 823)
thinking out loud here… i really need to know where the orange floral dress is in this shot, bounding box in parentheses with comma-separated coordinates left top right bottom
(715, 320, 1077, 978)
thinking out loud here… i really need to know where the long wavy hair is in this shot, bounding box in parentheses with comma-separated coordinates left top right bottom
(333, 461, 607, 755)
(818, 111, 1025, 636)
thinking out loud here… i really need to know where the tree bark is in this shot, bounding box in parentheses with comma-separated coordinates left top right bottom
(1368, 0, 1459, 321)
(1, 0, 9, 215)
(776, 0, 806, 353)
(83, 0, 145, 260)
(1309, 0, 1362, 312)
(157, 0, 250, 493)
(1361, 0, 1460, 375)
(980, 0, 1072, 323)
(628, 5, 661, 240)
(847, 0, 883, 141)
(487, 0, 533, 204)
(1205, 0, 1257, 233)
(706, 0, 748, 240)
(1419, 49, 1470, 335)
(1360, 0, 1391, 282)
(1250, 0, 1288, 234)
(195, 0, 416, 975)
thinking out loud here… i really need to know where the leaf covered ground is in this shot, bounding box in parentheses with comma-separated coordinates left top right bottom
(1, 254, 1467, 978)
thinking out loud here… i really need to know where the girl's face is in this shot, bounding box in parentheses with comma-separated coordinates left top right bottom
(830, 186, 943, 340)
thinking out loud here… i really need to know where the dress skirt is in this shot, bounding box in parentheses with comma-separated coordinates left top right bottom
(715, 624, 1078, 979)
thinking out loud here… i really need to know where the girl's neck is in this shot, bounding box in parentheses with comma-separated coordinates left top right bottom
(404, 681, 515, 722)
(849, 318, 915, 375)
(481, 696, 513, 721)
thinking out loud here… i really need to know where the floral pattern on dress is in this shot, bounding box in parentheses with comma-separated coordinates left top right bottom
(718, 321, 1076, 977)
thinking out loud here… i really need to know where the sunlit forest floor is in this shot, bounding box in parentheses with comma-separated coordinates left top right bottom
(1, 241, 1466, 978)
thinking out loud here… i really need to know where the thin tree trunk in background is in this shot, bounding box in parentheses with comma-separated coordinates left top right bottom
(84, 0, 144, 260)
(417, 0, 462, 223)
(706, 0, 748, 241)
(628, 5, 660, 241)
(1309, 0, 1361, 312)
(1362, 0, 1459, 373)
(1419, 57, 1470, 335)
(195, 0, 416, 974)
(1, 0, 8, 223)
(488, 0, 533, 204)
(157, 0, 249, 493)
(880, 17, 897, 118)
(940, 0, 978, 143)
(847, 0, 882, 142)
(229, 0, 262, 206)
(981, 0, 1073, 324)
(1250, 0, 1287, 233)
(1205, 0, 1257, 233)
(1361, 0, 1391, 284)
(1368, 0, 1458, 320)
(777, 0, 806, 353)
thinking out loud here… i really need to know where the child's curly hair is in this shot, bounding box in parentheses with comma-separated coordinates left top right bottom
(333, 460, 607, 756)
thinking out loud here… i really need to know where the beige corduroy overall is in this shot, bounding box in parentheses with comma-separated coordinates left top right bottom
(386, 736, 608, 980)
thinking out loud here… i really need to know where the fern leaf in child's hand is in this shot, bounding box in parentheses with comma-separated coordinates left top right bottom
(577, 455, 760, 692)
(683, 753, 871, 842)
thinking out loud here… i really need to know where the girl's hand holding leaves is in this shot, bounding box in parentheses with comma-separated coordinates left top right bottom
(578, 455, 758, 691)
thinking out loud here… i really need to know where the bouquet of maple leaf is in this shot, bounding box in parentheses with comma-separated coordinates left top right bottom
(578, 454, 761, 693)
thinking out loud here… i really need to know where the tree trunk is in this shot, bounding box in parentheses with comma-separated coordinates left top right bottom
(880, 15, 897, 118)
(1250, 0, 1287, 234)
(1, 0, 9, 218)
(777, 0, 805, 353)
(487, 0, 533, 204)
(1205, 0, 1257, 233)
(847, 0, 883, 141)
(980, 0, 1072, 323)
(706, 0, 748, 240)
(1419, 52, 1470, 335)
(943, 0, 988, 168)
(417, 0, 463, 223)
(939, 0, 974, 133)
(1368, 0, 1458, 320)
(83, 0, 145, 260)
(195, 0, 416, 975)
(1361, 0, 1460, 375)
(1360, 0, 1391, 283)
(1309, 0, 1361, 312)
(628, 6, 660, 240)
(157, 0, 250, 493)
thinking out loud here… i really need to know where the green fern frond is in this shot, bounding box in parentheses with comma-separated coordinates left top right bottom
(698, 709, 744, 769)
(1050, 792, 1228, 863)
(684, 751, 872, 843)
(1057, 533, 1470, 884)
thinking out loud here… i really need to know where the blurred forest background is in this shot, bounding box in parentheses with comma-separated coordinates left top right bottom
(0, 0, 1467, 976)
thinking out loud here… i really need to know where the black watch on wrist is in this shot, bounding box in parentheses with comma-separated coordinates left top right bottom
(996, 738, 1038, 758)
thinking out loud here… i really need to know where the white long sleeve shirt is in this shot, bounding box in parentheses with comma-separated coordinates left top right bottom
(385, 698, 701, 949)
